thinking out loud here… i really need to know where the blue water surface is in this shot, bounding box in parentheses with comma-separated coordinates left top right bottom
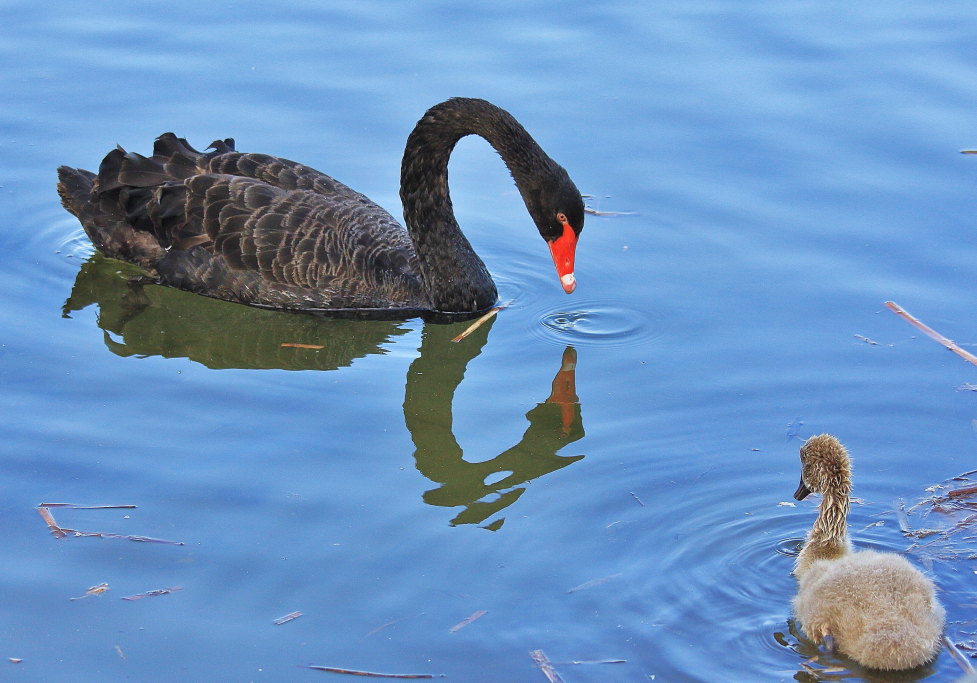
(2, 2, 977, 681)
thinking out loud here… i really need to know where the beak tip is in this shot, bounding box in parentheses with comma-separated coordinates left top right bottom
(793, 480, 811, 501)
(560, 273, 576, 293)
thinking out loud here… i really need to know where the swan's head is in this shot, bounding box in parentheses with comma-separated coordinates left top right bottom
(527, 172, 584, 294)
(795, 434, 852, 500)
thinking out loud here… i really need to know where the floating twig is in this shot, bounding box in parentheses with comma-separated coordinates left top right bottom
(273, 611, 303, 625)
(36, 505, 184, 545)
(364, 614, 419, 638)
(629, 491, 645, 507)
(567, 573, 622, 594)
(281, 343, 325, 350)
(37, 507, 67, 538)
(948, 485, 977, 498)
(70, 583, 109, 600)
(449, 609, 487, 633)
(121, 587, 183, 601)
(944, 635, 976, 674)
(115, 645, 126, 660)
(529, 650, 565, 683)
(38, 503, 136, 509)
(553, 658, 627, 665)
(912, 513, 977, 551)
(884, 301, 977, 367)
(63, 529, 183, 545)
(451, 301, 511, 343)
(9, 658, 22, 664)
(302, 665, 441, 678)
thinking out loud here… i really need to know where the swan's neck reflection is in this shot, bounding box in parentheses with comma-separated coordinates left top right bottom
(64, 254, 586, 529)
(405, 322, 584, 529)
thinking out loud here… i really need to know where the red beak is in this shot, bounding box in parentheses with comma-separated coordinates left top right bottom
(547, 222, 578, 294)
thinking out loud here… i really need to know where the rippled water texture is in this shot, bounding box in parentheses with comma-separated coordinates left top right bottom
(535, 301, 666, 347)
(3, 2, 977, 681)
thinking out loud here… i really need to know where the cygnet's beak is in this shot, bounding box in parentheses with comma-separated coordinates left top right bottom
(547, 222, 577, 294)
(794, 478, 812, 501)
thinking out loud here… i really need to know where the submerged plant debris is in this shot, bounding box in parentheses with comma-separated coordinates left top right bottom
(897, 468, 977, 561)
(35, 504, 185, 546)
(70, 583, 109, 600)
(121, 587, 183, 601)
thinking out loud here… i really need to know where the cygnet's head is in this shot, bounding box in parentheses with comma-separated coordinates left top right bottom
(794, 434, 852, 501)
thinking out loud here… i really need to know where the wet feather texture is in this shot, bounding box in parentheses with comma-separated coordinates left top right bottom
(793, 435, 945, 671)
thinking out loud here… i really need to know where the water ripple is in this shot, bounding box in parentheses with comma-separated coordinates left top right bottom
(54, 227, 96, 260)
(531, 299, 666, 347)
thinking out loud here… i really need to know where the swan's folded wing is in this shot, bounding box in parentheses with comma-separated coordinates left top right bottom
(103, 171, 422, 309)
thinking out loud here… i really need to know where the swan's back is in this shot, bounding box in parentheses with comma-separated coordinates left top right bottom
(58, 134, 426, 313)
(793, 550, 945, 670)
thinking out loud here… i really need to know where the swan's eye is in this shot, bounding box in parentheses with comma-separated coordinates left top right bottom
(556, 212, 568, 224)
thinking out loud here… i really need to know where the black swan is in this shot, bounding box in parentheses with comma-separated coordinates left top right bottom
(57, 98, 585, 319)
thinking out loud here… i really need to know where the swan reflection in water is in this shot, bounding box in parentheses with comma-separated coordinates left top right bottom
(63, 254, 585, 528)
(406, 325, 583, 529)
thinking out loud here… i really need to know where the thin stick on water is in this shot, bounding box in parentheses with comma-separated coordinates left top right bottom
(37, 507, 67, 538)
(948, 485, 977, 498)
(69, 583, 110, 600)
(364, 614, 420, 638)
(884, 301, 977, 367)
(301, 665, 440, 678)
(944, 635, 977, 674)
(448, 609, 487, 633)
(121, 587, 183, 601)
(38, 503, 137, 509)
(451, 301, 511, 343)
(567, 573, 622, 594)
(529, 650, 565, 683)
(36, 505, 184, 545)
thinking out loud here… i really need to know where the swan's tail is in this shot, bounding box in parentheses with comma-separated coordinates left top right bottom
(56, 159, 168, 270)
(56, 166, 96, 225)
(848, 623, 943, 671)
(56, 134, 233, 269)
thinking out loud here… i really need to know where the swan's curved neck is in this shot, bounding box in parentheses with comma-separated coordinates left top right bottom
(796, 487, 852, 574)
(400, 99, 551, 313)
